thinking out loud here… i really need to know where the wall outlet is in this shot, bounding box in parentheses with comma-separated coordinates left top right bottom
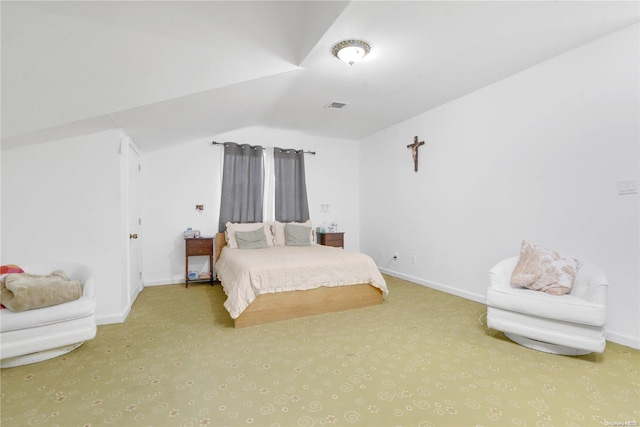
(393, 252, 398, 260)
(411, 255, 416, 264)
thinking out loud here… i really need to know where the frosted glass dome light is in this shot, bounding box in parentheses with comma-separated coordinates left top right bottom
(332, 40, 371, 66)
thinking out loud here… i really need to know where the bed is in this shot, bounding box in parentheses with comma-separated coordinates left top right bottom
(214, 227, 387, 328)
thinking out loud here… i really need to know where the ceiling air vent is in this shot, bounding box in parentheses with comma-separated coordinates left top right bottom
(325, 101, 349, 109)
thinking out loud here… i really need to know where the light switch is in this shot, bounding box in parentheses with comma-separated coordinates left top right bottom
(617, 179, 638, 195)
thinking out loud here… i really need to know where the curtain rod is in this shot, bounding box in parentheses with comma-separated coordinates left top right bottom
(211, 141, 316, 156)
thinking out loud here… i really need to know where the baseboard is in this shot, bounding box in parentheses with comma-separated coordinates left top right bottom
(96, 310, 129, 325)
(96, 287, 144, 325)
(379, 268, 640, 350)
(144, 278, 184, 287)
(145, 276, 217, 287)
(379, 268, 486, 304)
(606, 331, 640, 350)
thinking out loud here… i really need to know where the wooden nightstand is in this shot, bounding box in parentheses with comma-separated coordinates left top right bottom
(317, 232, 344, 248)
(185, 237, 215, 288)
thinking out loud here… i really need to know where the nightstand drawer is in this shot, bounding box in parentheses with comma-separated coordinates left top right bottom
(186, 238, 214, 256)
(317, 232, 344, 248)
(323, 234, 343, 244)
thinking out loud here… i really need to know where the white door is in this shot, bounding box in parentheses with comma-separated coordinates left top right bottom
(128, 143, 143, 301)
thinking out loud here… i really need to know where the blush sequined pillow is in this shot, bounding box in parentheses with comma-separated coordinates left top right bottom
(510, 240, 583, 295)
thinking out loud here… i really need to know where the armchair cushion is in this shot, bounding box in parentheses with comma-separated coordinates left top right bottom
(487, 286, 606, 326)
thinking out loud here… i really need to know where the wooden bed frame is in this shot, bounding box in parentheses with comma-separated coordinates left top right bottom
(215, 232, 384, 328)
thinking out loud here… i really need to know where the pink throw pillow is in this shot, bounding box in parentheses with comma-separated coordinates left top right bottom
(510, 241, 582, 295)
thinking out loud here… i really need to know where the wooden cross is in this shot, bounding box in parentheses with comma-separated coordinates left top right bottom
(407, 136, 425, 172)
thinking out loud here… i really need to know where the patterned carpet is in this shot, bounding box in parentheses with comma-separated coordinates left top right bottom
(1, 275, 638, 427)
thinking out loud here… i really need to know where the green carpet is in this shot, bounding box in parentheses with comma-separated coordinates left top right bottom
(1, 275, 638, 426)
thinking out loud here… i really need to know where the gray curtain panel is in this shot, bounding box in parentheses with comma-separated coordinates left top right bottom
(274, 147, 310, 223)
(218, 143, 265, 232)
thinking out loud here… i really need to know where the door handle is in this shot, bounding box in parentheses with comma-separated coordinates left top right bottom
(129, 233, 138, 239)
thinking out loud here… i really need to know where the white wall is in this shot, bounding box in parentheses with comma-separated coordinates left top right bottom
(359, 24, 639, 348)
(1, 129, 130, 323)
(142, 127, 360, 285)
(3, 25, 635, 350)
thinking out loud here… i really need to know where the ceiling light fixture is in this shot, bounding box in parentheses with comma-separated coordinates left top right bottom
(331, 39, 371, 66)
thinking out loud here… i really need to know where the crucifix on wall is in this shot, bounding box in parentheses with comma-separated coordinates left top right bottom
(407, 136, 425, 172)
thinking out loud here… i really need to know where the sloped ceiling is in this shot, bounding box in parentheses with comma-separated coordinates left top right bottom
(2, 1, 638, 152)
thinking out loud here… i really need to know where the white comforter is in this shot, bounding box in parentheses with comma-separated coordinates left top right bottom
(215, 245, 388, 319)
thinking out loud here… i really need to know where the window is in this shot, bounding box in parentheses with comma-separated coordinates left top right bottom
(218, 143, 310, 232)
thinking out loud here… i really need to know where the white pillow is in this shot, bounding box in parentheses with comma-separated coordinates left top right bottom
(225, 222, 274, 249)
(273, 220, 315, 246)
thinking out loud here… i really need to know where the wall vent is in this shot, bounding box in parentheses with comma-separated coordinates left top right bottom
(325, 101, 349, 109)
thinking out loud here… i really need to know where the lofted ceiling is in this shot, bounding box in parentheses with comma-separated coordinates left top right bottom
(2, 1, 638, 152)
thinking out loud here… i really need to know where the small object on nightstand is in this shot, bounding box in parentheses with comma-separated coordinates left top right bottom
(317, 232, 344, 248)
(184, 228, 201, 238)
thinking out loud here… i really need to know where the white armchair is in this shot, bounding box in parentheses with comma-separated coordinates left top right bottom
(486, 256, 607, 355)
(1, 262, 97, 367)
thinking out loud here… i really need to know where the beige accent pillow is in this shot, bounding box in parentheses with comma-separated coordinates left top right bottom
(510, 240, 583, 295)
(225, 222, 274, 249)
(1, 271, 82, 312)
(273, 220, 315, 246)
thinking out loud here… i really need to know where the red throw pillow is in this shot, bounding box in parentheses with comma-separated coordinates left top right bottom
(1, 264, 24, 309)
(1, 264, 24, 275)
